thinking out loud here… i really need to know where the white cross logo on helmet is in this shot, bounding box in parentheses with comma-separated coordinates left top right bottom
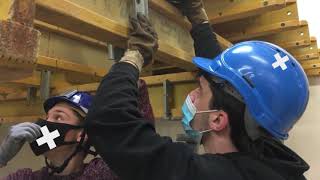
(72, 94, 81, 104)
(272, 53, 290, 71)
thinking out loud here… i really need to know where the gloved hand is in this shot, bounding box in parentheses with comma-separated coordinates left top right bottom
(123, 13, 158, 70)
(0, 122, 41, 167)
(167, 0, 209, 27)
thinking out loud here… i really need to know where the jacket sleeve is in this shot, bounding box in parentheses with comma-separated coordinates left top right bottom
(191, 23, 223, 59)
(85, 63, 193, 180)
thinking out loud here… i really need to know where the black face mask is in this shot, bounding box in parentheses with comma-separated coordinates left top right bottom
(30, 119, 83, 156)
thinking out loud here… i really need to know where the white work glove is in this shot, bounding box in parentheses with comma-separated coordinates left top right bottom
(0, 122, 41, 167)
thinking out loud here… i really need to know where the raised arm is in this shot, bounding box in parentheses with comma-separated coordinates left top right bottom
(85, 14, 193, 180)
(168, 0, 222, 58)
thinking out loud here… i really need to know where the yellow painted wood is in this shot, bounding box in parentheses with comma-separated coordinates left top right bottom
(215, 2, 300, 42)
(0, 0, 10, 20)
(257, 21, 311, 49)
(289, 39, 318, 59)
(35, 0, 195, 70)
(301, 59, 320, 70)
(207, 0, 288, 24)
(305, 68, 320, 76)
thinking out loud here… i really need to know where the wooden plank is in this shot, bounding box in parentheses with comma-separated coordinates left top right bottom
(301, 59, 320, 70)
(214, 2, 300, 42)
(6, 71, 73, 89)
(0, 0, 10, 20)
(289, 38, 318, 60)
(35, 20, 108, 49)
(305, 68, 320, 76)
(256, 21, 311, 49)
(36, 56, 107, 77)
(34, 0, 196, 70)
(295, 53, 319, 61)
(55, 72, 196, 94)
(206, 0, 288, 25)
(0, 115, 43, 123)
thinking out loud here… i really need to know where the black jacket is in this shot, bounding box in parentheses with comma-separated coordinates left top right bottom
(86, 23, 309, 180)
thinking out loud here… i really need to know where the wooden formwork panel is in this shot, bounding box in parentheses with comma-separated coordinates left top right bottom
(213, 2, 300, 41)
(256, 21, 311, 49)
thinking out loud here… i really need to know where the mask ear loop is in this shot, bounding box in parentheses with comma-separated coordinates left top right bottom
(46, 131, 87, 175)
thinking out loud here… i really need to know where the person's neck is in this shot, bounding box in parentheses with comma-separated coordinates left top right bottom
(203, 134, 238, 154)
(47, 152, 85, 176)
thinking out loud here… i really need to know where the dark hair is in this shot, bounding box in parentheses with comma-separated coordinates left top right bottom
(202, 73, 252, 152)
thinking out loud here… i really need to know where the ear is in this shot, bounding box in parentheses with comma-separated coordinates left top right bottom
(76, 130, 88, 143)
(208, 111, 229, 132)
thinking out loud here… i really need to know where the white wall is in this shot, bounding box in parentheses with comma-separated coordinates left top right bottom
(297, 0, 320, 46)
(286, 77, 320, 180)
(292, 2, 320, 179)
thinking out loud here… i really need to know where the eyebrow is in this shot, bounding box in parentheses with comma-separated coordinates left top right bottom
(52, 109, 71, 120)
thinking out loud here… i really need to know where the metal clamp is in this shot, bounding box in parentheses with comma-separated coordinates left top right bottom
(40, 70, 51, 100)
(27, 87, 37, 105)
(133, 0, 149, 17)
(107, 44, 125, 62)
(163, 80, 173, 120)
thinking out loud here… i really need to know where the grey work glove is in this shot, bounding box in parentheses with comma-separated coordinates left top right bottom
(0, 122, 41, 167)
(127, 13, 159, 67)
(167, 0, 209, 27)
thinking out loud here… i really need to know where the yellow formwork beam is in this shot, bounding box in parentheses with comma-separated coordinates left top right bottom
(206, 0, 289, 25)
(1, 67, 319, 123)
(301, 59, 320, 70)
(0, 0, 10, 20)
(289, 38, 318, 61)
(214, 2, 300, 42)
(4, 71, 73, 89)
(257, 21, 311, 49)
(305, 68, 320, 76)
(0, 72, 198, 122)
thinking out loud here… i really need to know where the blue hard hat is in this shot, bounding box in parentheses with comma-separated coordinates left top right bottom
(193, 41, 309, 140)
(43, 90, 93, 115)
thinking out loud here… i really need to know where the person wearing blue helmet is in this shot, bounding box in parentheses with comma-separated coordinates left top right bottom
(85, 2, 309, 180)
(0, 90, 118, 179)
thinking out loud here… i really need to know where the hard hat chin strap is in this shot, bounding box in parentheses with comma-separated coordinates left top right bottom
(45, 131, 96, 175)
(244, 108, 262, 141)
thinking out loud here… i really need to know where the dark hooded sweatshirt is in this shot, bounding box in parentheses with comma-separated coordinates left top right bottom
(85, 23, 309, 180)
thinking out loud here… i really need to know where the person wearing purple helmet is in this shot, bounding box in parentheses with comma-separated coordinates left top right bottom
(0, 90, 118, 179)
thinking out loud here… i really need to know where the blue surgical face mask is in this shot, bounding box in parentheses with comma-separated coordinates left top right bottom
(181, 95, 218, 143)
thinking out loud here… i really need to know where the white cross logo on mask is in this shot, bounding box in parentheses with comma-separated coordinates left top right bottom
(36, 126, 60, 150)
(272, 53, 289, 71)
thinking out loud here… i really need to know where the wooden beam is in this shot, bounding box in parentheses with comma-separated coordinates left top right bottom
(149, 0, 191, 30)
(0, 0, 10, 20)
(289, 38, 318, 60)
(0, 72, 198, 121)
(34, 0, 232, 71)
(214, 2, 300, 42)
(206, 0, 289, 25)
(301, 59, 320, 70)
(35, 20, 108, 49)
(54, 72, 196, 94)
(305, 68, 320, 76)
(34, 0, 195, 70)
(256, 21, 311, 49)
(36, 55, 107, 77)
(0, 115, 43, 123)
(6, 71, 73, 89)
